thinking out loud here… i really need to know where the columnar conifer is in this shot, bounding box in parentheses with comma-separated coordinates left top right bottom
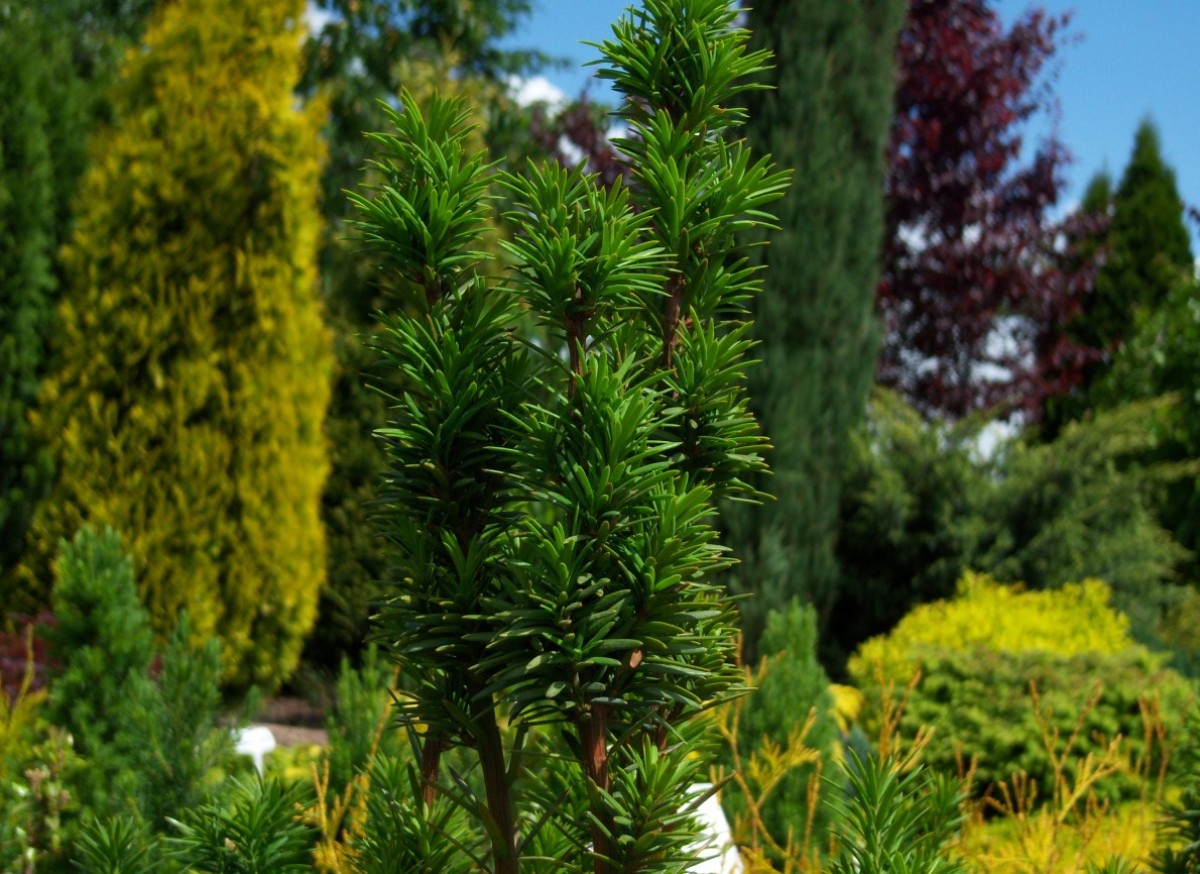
(728, 0, 904, 657)
(0, 7, 58, 599)
(1072, 120, 1194, 378)
(354, 1, 788, 869)
(25, 0, 332, 690)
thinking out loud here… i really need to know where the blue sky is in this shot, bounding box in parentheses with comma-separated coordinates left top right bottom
(500, 2, 1200, 249)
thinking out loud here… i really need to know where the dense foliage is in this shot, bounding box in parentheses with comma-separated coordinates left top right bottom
(850, 574, 1192, 802)
(23, 527, 235, 870)
(878, 0, 1092, 419)
(827, 390, 1186, 668)
(0, 7, 84, 599)
(22, 0, 333, 690)
(352, 1, 790, 869)
(724, 0, 904, 658)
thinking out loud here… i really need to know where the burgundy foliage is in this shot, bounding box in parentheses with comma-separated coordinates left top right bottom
(878, 0, 1100, 420)
(526, 94, 630, 190)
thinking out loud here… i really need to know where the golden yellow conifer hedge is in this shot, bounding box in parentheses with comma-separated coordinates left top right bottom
(24, 0, 332, 690)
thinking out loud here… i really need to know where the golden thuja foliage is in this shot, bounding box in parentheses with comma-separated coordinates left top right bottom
(0, 627, 47, 780)
(713, 655, 827, 873)
(24, 0, 332, 689)
(714, 658, 940, 874)
(851, 572, 1134, 688)
(304, 675, 398, 872)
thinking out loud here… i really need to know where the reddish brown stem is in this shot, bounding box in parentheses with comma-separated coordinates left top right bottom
(419, 730, 444, 808)
(662, 274, 685, 369)
(477, 706, 520, 874)
(580, 704, 614, 874)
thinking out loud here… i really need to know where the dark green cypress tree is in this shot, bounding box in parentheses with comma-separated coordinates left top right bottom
(0, 8, 93, 601)
(724, 0, 905, 657)
(0, 7, 56, 593)
(1, 3, 154, 609)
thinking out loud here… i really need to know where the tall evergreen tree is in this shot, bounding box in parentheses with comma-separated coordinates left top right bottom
(0, 7, 59, 596)
(725, 0, 905, 656)
(23, 0, 332, 690)
(1072, 119, 1194, 368)
(1, 2, 159, 607)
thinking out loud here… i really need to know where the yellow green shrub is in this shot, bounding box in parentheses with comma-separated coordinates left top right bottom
(849, 573, 1191, 803)
(23, 0, 331, 690)
(849, 571, 1133, 685)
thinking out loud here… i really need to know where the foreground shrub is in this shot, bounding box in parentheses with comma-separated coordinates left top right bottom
(42, 526, 239, 867)
(850, 574, 1191, 802)
(723, 601, 840, 862)
(830, 751, 966, 874)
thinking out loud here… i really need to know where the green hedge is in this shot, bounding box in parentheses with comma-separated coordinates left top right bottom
(865, 646, 1190, 803)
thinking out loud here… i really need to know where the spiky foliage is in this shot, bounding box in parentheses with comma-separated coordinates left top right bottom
(306, 60, 509, 673)
(166, 777, 315, 872)
(353, 1, 789, 870)
(24, 0, 332, 689)
(830, 751, 966, 874)
(1151, 698, 1200, 874)
(725, 0, 904, 658)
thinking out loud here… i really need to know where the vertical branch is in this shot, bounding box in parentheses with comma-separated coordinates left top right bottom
(580, 703, 613, 874)
(419, 730, 445, 808)
(476, 704, 519, 874)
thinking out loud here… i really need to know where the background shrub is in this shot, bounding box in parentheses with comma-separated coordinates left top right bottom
(46, 526, 156, 816)
(850, 574, 1192, 802)
(828, 392, 1187, 674)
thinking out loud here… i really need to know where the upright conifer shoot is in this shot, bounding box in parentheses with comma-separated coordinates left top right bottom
(354, 1, 788, 871)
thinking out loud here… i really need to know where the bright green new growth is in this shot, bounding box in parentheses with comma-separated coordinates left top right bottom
(24, 0, 332, 689)
(47, 526, 157, 816)
(830, 751, 966, 874)
(352, 1, 788, 870)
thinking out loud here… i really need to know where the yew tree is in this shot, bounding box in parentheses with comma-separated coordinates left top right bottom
(878, 0, 1093, 419)
(352, 0, 788, 870)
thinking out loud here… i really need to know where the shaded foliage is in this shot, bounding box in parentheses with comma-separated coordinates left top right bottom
(827, 391, 1187, 671)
